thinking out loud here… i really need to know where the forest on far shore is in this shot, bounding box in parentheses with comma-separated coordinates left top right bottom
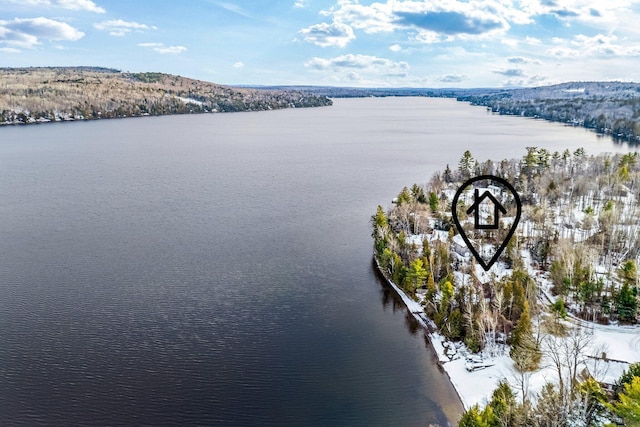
(279, 81, 640, 143)
(0, 67, 332, 125)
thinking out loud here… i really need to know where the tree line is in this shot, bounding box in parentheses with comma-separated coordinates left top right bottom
(0, 67, 332, 125)
(456, 82, 640, 143)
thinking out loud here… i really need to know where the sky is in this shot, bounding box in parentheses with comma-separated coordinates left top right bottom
(1, 0, 640, 88)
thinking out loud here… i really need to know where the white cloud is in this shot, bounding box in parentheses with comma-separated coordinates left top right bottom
(389, 43, 402, 52)
(3, 0, 105, 13)
(501, 38, 519, 48)
(517, 0, 636, 26)
(319, 0, 527, 41)
(232, 61, 244, 68)
(157, 45, 186, 54)
(0, 46, 21, 53)
(293, 0, 308, 8)
(439, 74, 467, 83)
(304, 53, 412, 85)
(320, 1, 395, 34)
(547, 33, 640, 58)
(216, 2, 251, 18)
(507, 56, 541, 64)
(305, 53, 409, 70)
(413, 30, 442, 44)
(493, 67, 525, 77)
(346, 71, 362, 81)
(94, 19, 156, 37)
(305, 53, 409, 72)
(299, 22, 355, 47)
(572, 33, 640, 56)
(524, 36, 542, 45)
(0, 17, 84, 49)
(309, 0, 640, 57)
(547, 45, 581, 58)
(138, 42, 187, 54)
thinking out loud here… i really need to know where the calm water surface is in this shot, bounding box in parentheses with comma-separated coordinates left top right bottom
(0, 98, 633, 426)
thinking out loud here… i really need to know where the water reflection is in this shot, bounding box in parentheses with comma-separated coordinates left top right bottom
(372, 259, 464, 426)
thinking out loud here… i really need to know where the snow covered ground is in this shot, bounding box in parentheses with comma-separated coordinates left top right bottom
(381, 243, 640, 412)
(427, 319, 640, 410)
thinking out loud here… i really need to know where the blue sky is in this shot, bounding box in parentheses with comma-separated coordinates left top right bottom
(1, 0, 640, 87)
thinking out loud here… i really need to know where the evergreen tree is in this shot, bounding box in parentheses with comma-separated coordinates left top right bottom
(614, 362, 640, 396)
(549, 298, 568, 320)
(405, 258, 428, 294)
(396, 186, 412, 205)
(371, 205, 388, 230)
(444, 308, 463, 340)
(522, 146, 538, 179)
(458, 150, 475, 180)
(458, 405, 487, 427)
(379, 248, 393, 271)
(390, 252, 406, 285)
(618, 260, 638, 288)
(510, 301, 532, 350)
(371, 205, 390, 256)
(487, 379, 517, 427)
(616, 283, 637, 322)
(510, 278, 526, 323)
(411, 183, 427, 204)
(444, 164, 453, 182)
(428, 191, 439, 213)
(535, 382, 567, 427)
(510, 301, 541, 371)
(577, 377, 607, 427)
(606, 376, 640, 426)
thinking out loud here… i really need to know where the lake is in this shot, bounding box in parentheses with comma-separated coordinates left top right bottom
(0, 97, 633, 426)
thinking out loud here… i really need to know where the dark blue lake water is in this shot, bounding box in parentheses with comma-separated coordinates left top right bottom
(0, 97, 632, 426)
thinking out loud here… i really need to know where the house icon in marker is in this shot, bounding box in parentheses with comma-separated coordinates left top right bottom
(466, 189, 507, 230)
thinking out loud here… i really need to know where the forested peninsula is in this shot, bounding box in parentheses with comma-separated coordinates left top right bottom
(0, 67, 332, 125)
(372, 148, 640, 426)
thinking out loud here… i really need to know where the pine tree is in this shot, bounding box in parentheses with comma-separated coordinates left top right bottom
(428, 191, 439, 213)
(510, 301, 541, 371)
(458, 405, 487, 427)
(535, 382, 567, 426)
(487, 380, 517, 427)
(616, 283, 637, 322)
(444, 308, 463, 340)
(577, 377, 607, 426)
(510, 279, 526, 323)
(444, 164, 453, 182)
(405, 258, 428, 294)
(607, 376, 640, 426)
(371, 205, 388, 230)
(458, 150, 475, 180)
(549, 298, 568, 321)
(614, 362, 640, 396)
(396, 186, 412, 205)
(411, 183, 427, 204)
(371, 205, 389, 256)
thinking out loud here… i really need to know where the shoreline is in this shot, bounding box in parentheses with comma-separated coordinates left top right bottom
(372, 256, 465, 426)
(373, 247, 640, 423)
(0, 103, 333, 128)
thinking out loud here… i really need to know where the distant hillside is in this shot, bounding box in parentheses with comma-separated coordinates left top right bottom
(0, 67, 332, 125)
(257, 85, 453, 98)
(268, 82, 640, 143)
(454, 82, 640, 143)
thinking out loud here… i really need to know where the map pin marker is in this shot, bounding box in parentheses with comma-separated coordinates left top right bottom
(451, 175, 522, 271)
